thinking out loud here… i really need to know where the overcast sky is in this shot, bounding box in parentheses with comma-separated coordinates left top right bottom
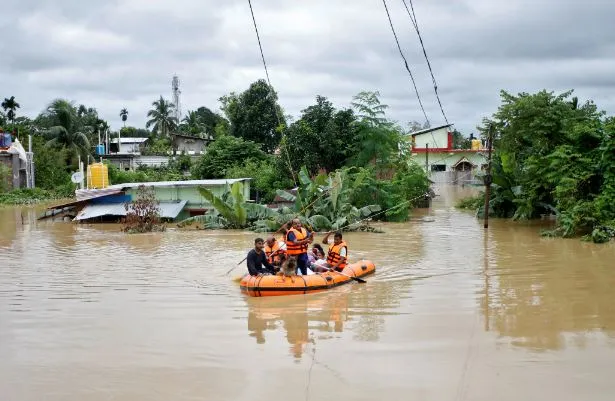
(2, 0, 614, 135)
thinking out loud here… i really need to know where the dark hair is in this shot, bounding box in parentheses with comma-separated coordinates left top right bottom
(312, 244, 324, 254)
(254, 237, 264, 244)
(334, 231, 343, 239)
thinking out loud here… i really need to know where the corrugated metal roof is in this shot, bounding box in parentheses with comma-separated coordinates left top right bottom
(73, 200, 187, 221)
(75, 187, 123, 201)
(408, 123, 454, 136)
(106, 178, 251, 190)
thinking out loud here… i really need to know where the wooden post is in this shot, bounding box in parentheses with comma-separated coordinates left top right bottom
(483, 125, 494, 229)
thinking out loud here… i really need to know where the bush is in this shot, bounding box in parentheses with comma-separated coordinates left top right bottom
(191, 135, 267, 179)
(121, 185, 165, 233)
(225, 157, 294, 203)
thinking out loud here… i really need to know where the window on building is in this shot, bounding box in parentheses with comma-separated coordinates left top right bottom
(430, 164, 446, 172)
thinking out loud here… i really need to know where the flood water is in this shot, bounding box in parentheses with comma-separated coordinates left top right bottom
(1, 185, 614, 401)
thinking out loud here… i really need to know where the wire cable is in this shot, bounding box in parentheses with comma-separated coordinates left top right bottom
(246, 0, 297, 186)
(381, 0, 430, 126)
(401, 0, 449, 125)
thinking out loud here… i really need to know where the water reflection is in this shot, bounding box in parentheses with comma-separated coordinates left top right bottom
(480, 220, 615, 351)
(244, 277, 416, 360)
(246, 289, 352, 358)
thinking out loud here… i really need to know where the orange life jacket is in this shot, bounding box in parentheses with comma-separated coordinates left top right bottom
(265, 241, 284, 264)
(285, 227, 308, 255)
(326, 241, 347, 270)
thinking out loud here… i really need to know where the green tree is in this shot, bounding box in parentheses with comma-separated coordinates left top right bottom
(192, 135, 267, 179)
(30, 135, 71, 190)
(349, 91, 402, 168)
(225, 157, 294, 203)
(42, 99, 91, 163)
(280, 96, 358, 177)
(219, 79, 285, 153)
(195, 106, 227, 137)
(452, 129, 471, 149)
(146, 96, 177, 137)
(179, 110, 206, 136)
(1, 96, 20, 125)
(466, 89, 615, 242)
(120, 108, 128, 127)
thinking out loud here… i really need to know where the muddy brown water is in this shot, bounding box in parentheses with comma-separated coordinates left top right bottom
(1, 185, 614, 401)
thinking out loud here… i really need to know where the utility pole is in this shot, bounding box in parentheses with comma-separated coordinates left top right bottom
(425, 143, 429, 172)
(483, 125, 494, 229)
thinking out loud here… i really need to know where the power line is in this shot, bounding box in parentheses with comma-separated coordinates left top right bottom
(246, 0, 297, 186)
(381, 0, 430, 126)
(247, 0, 273, 89)
(401, 0, 449, 125)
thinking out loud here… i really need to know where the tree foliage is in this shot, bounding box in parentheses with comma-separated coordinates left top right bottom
(280, 96, 357, 177)
(219, 79, 284, 153)
(191, 135, 267, 179)
(146, 96, 178, 137)
(466, 89, 615, 243)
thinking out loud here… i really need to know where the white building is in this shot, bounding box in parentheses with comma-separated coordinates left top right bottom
(110, 137, 149, 155)
(408, 123, 488, 184)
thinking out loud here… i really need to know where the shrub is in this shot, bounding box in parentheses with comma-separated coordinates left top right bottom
(121, 185, 165, 233)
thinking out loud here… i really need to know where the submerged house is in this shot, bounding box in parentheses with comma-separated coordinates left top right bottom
(42, 176, 252, 223)
(407, 123, 488, 184)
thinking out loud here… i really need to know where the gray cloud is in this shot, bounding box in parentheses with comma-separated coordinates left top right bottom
(1, 0, 615, 135)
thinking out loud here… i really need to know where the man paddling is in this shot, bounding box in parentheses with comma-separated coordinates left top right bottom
(284, 219, 313, 275)
(246, 238, 276, 276)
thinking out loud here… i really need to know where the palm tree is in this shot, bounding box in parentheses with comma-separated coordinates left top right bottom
(1, 96, 20, 125)
(146, 96, 177, 137)
(180, 110, 204, 135)
(120, 108, 128, 127)
(44, 99, 91, 161)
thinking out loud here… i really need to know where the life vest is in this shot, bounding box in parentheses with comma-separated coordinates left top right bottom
(265, 241, 284, 264)
(285, 227, 308, 255)
(326, 241, 347, 271)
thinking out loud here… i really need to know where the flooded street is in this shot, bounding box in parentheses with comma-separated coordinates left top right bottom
(1, 185, 614, 401)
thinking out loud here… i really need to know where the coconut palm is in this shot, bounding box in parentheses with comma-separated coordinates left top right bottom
(120, 108, 128, 127)
(43, 99, 91, 161)
(1, 96, 20, 125)
(180, 110, 205, 136)
(146, 96, 177, 137)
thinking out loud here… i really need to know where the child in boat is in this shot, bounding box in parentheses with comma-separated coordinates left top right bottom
(312, 231, 347, 273)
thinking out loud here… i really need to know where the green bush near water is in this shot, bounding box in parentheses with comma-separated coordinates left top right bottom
(456, 89, 615, 243)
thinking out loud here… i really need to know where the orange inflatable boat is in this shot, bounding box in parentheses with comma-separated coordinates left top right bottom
(239, 260, 376, 297)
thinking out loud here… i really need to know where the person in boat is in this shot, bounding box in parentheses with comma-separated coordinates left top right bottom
(246, 237, 276, 276)
(284, 218, 313, 275)
(308, 243, 325, 264)
(312, 231, 347, 273)
(264, 235, 286, 267)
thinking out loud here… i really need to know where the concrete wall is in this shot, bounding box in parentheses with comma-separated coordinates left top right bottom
(413, 128, 450, 149)
(174, 137, 208, 155)
(0, 153, 26, 190)
(411, 150, 486, 184)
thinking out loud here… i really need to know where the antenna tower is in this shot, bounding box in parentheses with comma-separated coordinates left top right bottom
(172, 75, 181, 122)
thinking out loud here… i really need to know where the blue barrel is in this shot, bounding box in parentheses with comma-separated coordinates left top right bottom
(96, 144, 105, 155)
(0, 133, 12, 148)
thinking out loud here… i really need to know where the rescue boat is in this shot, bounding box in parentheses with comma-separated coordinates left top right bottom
(239, 260, 376, 297)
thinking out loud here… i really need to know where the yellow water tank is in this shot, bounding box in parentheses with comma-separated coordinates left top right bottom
(87, 162, 109, 189)
(471, 139, 482, 150)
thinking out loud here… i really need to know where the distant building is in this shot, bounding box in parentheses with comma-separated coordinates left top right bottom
(171, 133, 213, 155)
(407, 123, 487, 185)
(109, 137, 149, 154)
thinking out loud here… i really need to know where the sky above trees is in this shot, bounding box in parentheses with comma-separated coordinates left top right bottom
(2, 0, 615, 134)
